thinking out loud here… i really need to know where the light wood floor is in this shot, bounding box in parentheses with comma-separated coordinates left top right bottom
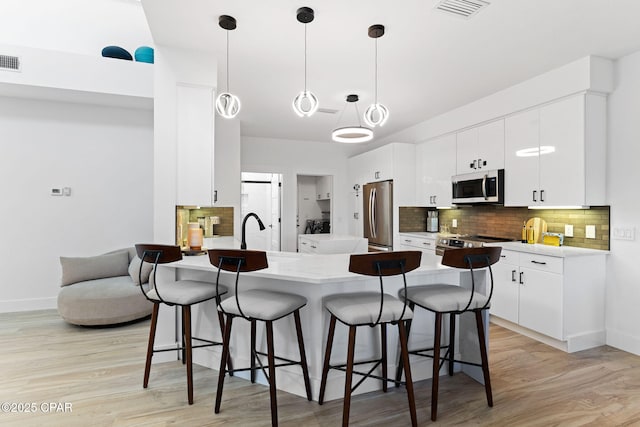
(2, 310, 640, 426)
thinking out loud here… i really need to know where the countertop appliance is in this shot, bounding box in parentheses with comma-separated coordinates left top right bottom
(426, 210, 439, 232)
(452, 169, 504, 204)
(435, 234, 514, 256)
(304, 219, 330, 234)
(363, 180, 393, 251)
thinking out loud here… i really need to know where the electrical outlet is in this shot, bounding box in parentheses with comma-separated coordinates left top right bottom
(586, 225, 596, 239)
(613, 227, 635, 241)
(564, 224, 574, 237)
(452, 219, 458, 228)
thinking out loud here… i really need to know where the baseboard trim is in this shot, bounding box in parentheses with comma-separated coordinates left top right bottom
(0, 297, 57, 313)
(606, 328, 640, 356)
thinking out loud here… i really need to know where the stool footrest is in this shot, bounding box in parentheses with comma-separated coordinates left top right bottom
(328, 358, 406, 392)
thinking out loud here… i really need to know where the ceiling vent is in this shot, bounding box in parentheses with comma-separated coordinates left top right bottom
(434, 0, 490, 18)
(0, 55, 21, 72)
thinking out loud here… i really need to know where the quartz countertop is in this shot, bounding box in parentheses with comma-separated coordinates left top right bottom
(298, 234, 367, 241)
(168, 250, 449, 284)
(485, 241, 609, 258)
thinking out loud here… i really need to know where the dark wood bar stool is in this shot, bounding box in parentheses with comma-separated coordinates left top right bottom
(134, 244, 228, 405)
(395, 246, 501, 421)
(318, 251, 421, 427)
(209, 249, 312, 427)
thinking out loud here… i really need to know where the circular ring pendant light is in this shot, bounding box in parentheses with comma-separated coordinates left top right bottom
(292, 7, 319, 117)
(332, 94, 374, 143)
(215, 15, 241, 119)
(363, 24, 389, 127)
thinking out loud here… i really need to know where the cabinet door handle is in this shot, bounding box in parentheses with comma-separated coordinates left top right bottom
(472, 160, 477, 169)
(214, 190, 218, 203)
(540, 189, 545, 202)
(433, 195, 437, 205)
(500, 255, 506, 258)
(422, 242, 431, 247)
(532, 190, 537, 202)
(531, 260, 547, 265)
(301, 242, 307, 245)
(404, 239, 411, 243)
(310, 245, 317, 249)
(519, 271, 524, 284)
(511, 270, 516, 282)
(477, 158, 482, 169)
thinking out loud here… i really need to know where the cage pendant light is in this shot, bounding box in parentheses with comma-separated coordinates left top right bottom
(215, 15, 241, 119)
(332, 94, 374, 143)
(364, 24, 389, 127)
(292, 7, 319, 117)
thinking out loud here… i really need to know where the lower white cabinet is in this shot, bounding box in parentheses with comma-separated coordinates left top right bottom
(298, 234, 368, 254)
(396, 233, 437, 255)
(490, 247, 606, 352)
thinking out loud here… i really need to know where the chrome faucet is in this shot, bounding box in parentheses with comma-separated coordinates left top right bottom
(240, 212, 266, 250)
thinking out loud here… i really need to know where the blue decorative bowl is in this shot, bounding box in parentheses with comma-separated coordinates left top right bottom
(101, 46, 133, 61)
(134, 46, 154, 64)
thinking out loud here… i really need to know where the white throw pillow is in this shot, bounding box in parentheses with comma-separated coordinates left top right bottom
(128, 255, 154, 285)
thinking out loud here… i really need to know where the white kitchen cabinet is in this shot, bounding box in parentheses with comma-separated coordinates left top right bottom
(397, 233, 437, 254)
(316, 175, 332, 200)
(489, 250, 519, 324)
(489, 246, 606, 352)
(456, 119, 505, 174)
(504, 93, 606, 207)
(298, 234, 367, 254)
(176, 84, 241, 207)
(176, 83, 215, 206)
(416, 133, 456, 207)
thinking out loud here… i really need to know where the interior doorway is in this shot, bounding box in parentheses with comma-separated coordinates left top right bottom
(296, 174, 332, 248)
(241, 172, 282, 251)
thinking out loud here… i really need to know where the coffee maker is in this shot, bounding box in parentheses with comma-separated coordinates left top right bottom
(427, 210, 439, 232)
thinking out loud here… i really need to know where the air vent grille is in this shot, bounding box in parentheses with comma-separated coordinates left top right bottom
(435, 0, 489, 18)
(0, 55, 21, 71)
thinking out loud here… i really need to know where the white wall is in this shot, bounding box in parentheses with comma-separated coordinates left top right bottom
(0, 96, 154, 312)
(241, 136, 351, 252)
(604, 49, 640, 354)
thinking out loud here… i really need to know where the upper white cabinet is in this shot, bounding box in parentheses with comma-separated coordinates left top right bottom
(456, 120, 505, 174)
(316, 176, 332, 200)
(176, 83, 215, 206)
(504, 93, 606, 207)
(176, 84, 241, 207)
(416, 133, 456, 207)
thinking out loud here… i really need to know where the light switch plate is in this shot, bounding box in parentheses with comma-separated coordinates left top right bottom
(565, 224, 574, 237)
(586, 225, 596, 239)
(613, 227, 635, 241)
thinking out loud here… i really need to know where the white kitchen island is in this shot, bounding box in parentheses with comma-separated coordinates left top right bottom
(152, 250, 491, 401)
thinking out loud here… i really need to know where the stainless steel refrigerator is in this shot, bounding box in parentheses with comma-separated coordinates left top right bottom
(363, 180, 393, 251)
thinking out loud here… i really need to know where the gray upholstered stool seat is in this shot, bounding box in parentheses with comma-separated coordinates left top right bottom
(319, 251, 422, 427)
(399, 284, 489, 313)
(218, 289, 306, 321)
(209, 249, 312, 427)
(395, 247, 502, 422)
(147, 280, 228, 306)
(324, 292, 413, 326)
(135, 244, 229, 405)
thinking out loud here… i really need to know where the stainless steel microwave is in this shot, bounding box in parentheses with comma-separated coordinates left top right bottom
(452, 169, 504, 204)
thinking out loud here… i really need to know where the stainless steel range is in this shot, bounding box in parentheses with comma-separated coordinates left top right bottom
(435, 234, 513, 256)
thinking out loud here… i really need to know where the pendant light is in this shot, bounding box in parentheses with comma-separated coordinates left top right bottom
(363, 24, 389, 127)
(332, 94, 374, 143)
(215, 15, 241, 119)
(292, 7, 319, 117)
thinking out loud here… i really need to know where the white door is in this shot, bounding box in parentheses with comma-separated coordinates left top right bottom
(490, 257, 520, 323)
(518, 268, 563, 340)
(241, 172, 282, 251)
(478, 119, 505, 171)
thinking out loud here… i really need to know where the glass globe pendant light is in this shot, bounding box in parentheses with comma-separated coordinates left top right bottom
(364, 24, 389, 127)
(215, 15, 241, 119)
(292, 7, 319, 117)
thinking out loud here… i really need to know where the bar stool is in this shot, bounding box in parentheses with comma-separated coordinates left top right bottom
(395, 246, 501, 421)
(318, 251, 421, 427)
(209, 249, 312, 427)
(134, 244, 228, 405)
